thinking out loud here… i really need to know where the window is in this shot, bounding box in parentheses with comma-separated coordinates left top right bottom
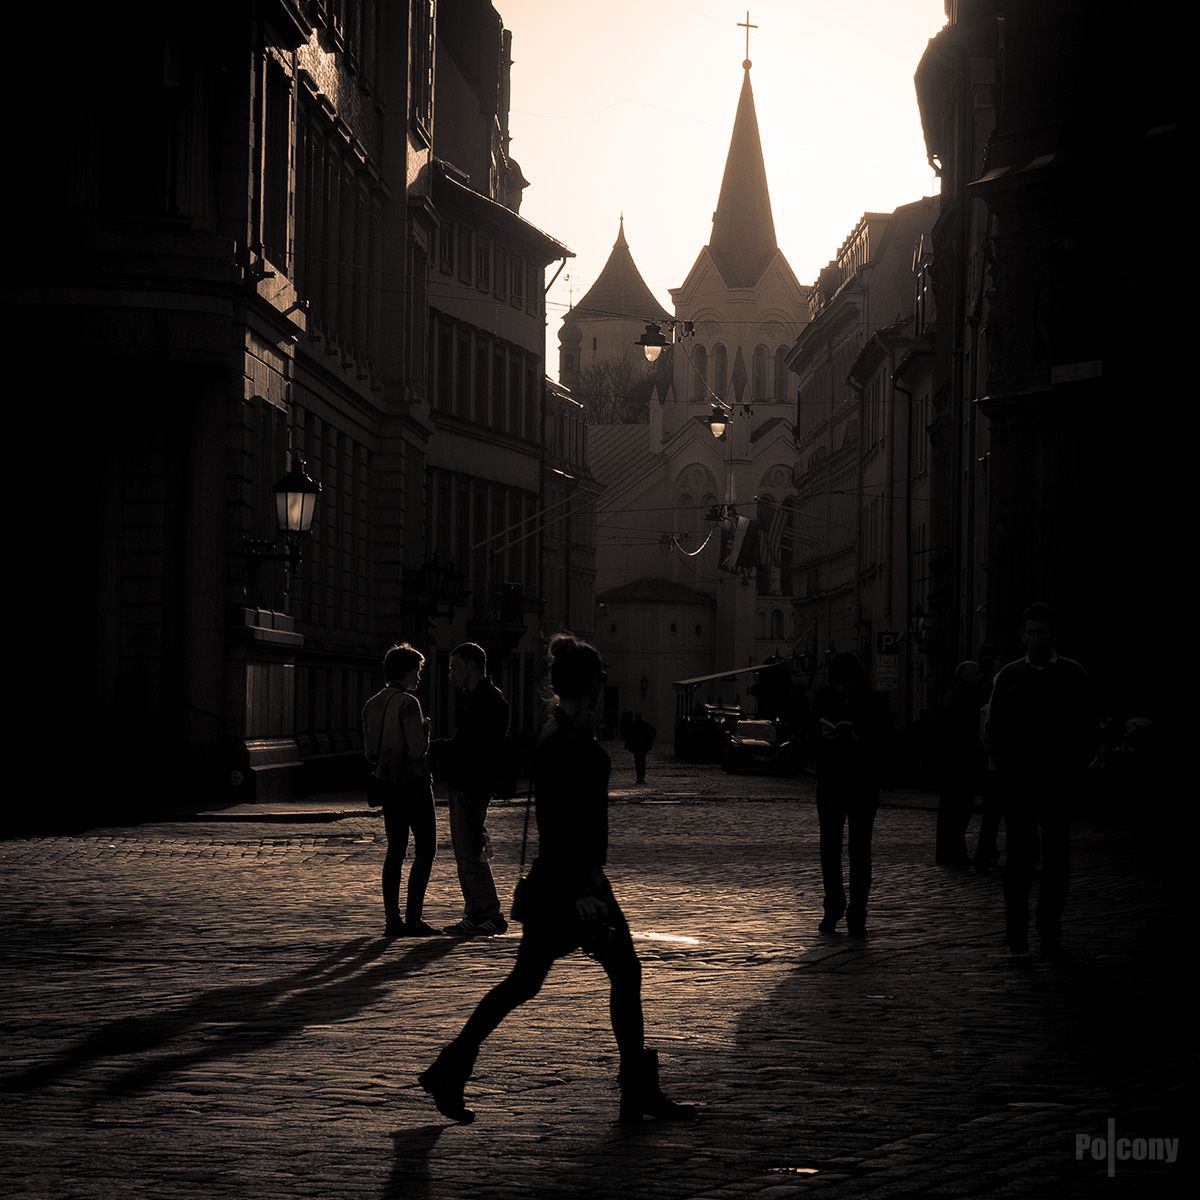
(775, 347, 788, 401)
(753, 345, 768, 400)
(769, 610, 784, 640)
(692, 345, 708, 401)
(440, 221, 454, 274)
(262, 60, 292, 272)
(474, 339, 490, 423)
(713, 344, 728, 398)
(411, 0, 434, 139)
(509, 357, 522, 435)
(526, 262, 538, 314)
(456, 331, 471, 418)
(494, 246, 507, 300)
(492, 348, 507, 428)
(475, 237, 490, 290)
(511, 254, 524, 307)
(458, 226, 472, 285)
(436, 320, 453, 411)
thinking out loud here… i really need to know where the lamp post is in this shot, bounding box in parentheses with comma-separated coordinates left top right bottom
(244, 455, 322, 604)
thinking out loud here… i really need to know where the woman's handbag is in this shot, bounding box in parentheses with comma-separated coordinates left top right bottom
(510, 775, 535, 922)
(365, 691, 402, 808)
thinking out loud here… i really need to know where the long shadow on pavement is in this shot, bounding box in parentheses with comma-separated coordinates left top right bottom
(382, 1124, 446, 1200)
(0, 936, 459, 1100)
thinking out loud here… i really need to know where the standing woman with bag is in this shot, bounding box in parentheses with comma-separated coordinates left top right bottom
(417, 634, 695, 1124)
(362, 643, 438, 937)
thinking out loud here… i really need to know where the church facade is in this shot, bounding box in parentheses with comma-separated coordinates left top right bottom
(561, 62, 808, 735)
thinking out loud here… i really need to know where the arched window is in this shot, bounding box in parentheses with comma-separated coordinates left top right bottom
(691, 344, 708, 401)
(769, 609, 784, 640)
(756, 610, 766, 639)
(712, 344, 728, 399)
(757, 494, 774, 596)
(753, 345, 768, 400)
(780, 496, 795, 596)
(775, 347, 789, 401)
(677, 493, 696, 541)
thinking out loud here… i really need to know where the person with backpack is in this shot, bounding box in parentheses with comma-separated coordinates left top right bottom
(362, 643, 437, 937)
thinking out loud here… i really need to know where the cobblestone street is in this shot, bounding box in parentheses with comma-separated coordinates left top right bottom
(1, 761, 1192, 1199)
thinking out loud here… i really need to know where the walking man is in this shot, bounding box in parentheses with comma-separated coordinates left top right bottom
(986, 603, 1096, 958)
(432, 643, 511, 937)
(625, 713, 656, 784)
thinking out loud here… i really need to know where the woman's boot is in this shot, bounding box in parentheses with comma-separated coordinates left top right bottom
(417, 1040, 478, 1124)
(617, 1049, 696, 1122)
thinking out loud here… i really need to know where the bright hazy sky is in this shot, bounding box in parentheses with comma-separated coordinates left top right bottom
(498, 0, 946, 371)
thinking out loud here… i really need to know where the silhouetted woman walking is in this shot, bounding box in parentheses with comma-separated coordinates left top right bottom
(418, 634, 694, 1124)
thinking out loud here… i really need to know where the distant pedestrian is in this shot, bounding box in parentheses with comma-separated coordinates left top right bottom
(418, 635, 695, 1126)
(362, 643, 437, 937)
(986, 603, 1097, 958)
(625, 713, 656, 784)
(430, 643, 511, 938)
(935, 661, 988, 867)
(811, 651, 893, 936)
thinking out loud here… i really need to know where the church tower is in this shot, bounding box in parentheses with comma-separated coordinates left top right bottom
(558, 217, 668, 392)
(584, 41, 811, 734)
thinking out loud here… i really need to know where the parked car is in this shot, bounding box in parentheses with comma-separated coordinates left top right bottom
(722, 718, 798, 774)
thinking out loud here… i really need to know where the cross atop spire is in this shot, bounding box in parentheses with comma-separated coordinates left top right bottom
(738, 10, 757, 69)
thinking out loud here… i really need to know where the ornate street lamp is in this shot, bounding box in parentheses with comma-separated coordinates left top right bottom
(245, 455, 322, 584)
(707, 404, 729, 439)
(635, 321, 667, 363)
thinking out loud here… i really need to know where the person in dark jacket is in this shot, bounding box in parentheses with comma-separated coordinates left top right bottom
(418, 634, 695, 1126)
(935, 661, 988, 867)
(986, 603, 1096, 958)
(625, 713, 656, 783)
(811, 651, 893, 936)
(430, 643, 511, 937)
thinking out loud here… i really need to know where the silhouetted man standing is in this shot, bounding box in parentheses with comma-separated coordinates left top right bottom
(432, 643, 510, 937)
(625, 714, 656, 784)
(987, 603, 1096, 958)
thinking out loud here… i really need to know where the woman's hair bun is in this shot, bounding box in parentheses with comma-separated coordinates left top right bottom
(548, 634, 602, 700)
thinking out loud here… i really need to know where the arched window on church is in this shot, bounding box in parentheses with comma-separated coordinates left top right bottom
(677, 493, 696, 542)
(775, 347, 789, 401)
(756, 493, 774, 596)
(769, 609, 784, 640)
(691, 344, 708, 401)
(753, 345, 768, 401)
(756, 610, 766, 639)
(780, 496, 795, 596)
(713, 344, 728, 399)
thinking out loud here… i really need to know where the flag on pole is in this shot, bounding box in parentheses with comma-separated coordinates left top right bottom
(720, 515, 755, 573)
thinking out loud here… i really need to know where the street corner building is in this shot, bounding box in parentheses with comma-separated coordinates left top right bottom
(4, 1, 596, 818)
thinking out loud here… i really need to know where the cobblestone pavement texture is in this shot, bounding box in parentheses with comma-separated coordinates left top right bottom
(1, 760, 1193, 1199)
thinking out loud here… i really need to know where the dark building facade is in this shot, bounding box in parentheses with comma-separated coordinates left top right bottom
(7, 0, 580, 814)
(914, 0, 1179, 723)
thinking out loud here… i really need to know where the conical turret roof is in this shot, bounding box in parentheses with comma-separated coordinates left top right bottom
(708, 67, 778, 287)
(570, 218, 670, 323)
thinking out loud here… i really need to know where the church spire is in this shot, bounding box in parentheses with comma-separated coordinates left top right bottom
(708, 62, 778, 288)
